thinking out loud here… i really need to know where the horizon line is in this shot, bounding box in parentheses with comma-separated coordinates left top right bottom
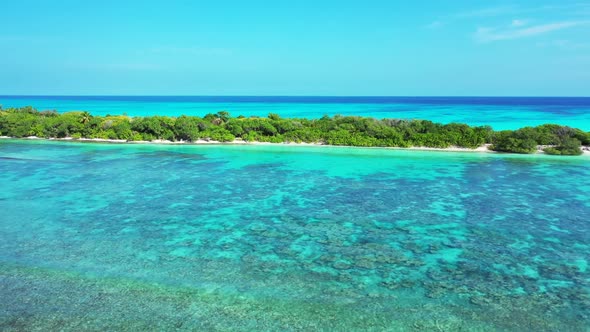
(2, 95, 590, 98)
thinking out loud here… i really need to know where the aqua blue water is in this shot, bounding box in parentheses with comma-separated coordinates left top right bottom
(2, 96, 590, 130)
(1, 139, 589, 331)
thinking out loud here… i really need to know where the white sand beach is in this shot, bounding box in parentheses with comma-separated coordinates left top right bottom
(3, 136, 589, 155)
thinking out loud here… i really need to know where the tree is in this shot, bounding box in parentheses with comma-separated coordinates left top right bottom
(79, 111, 92, 124)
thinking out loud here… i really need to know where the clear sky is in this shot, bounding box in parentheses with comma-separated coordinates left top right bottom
(1, 1, 589, 96)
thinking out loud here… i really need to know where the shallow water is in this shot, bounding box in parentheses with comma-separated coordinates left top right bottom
(1, 140, 589, 331)
(2, 96, 590, 130)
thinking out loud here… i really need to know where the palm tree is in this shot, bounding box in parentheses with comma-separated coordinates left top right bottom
(79, 111, 92, 124)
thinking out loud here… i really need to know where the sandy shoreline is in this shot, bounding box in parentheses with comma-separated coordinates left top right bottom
(1, 136, 589, 155)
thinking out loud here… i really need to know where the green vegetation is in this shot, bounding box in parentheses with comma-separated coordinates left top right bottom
(491, 125, 589, 155)
(543, 138, 583, 155)
(1, 106, 588, 155)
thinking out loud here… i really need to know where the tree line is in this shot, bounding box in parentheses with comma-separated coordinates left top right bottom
(1, 106, 588, 155)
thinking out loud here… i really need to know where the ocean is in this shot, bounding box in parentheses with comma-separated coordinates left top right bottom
(1, 95, 590, 130)
(0, 139, 589, 330)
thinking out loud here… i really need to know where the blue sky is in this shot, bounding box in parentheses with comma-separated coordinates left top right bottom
(1, 1, 589, 96)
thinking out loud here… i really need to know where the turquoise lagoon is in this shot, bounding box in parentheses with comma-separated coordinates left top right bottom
(1, 139, 590, 331)
(2, 96, 590, 130)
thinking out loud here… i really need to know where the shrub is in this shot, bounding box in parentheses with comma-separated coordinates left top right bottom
(544, 138, 583, 155)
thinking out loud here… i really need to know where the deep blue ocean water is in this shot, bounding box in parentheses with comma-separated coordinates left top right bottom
(1, 139, 589, 331)
(2, 96, 590, 130)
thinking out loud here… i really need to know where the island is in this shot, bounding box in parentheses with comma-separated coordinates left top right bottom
(1, 106, 589, 155)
